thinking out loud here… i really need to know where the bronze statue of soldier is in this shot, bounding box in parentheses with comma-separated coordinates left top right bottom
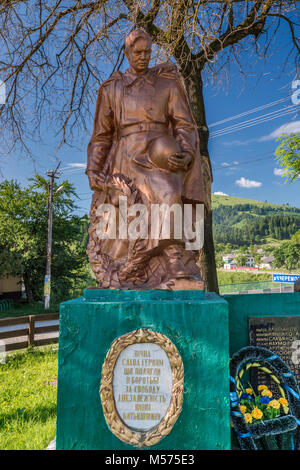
(86, 29, 206, 290)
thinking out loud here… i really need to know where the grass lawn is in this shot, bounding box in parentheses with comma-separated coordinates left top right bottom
(0, 346, 58, 450)
(217, 270, 272, 285)
(212, 194, 286, 209)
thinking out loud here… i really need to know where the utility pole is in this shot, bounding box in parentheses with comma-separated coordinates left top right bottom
(44, 162, 62, 310)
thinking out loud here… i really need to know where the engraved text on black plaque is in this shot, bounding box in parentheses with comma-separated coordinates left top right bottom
(249, 316, 300, 394)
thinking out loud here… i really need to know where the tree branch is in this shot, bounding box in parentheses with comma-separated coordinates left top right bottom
(268, 12, 300, 52)
(195, 0, 276, 67)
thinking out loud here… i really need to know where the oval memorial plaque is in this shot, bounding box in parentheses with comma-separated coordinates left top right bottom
(113, 342, 173, 432)
(100, 329, 184, 447)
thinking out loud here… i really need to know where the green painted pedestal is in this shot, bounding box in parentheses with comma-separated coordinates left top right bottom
(56, 289, 230, 450)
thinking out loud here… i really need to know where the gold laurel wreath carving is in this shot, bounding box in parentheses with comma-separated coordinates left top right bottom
(100, 328, 184, 448)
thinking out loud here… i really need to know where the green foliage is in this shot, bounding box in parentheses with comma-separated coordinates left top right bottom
(212, 194, 294, 209)
(236, 254, 248, 266)
(217, 271, 272, 285)
(273, 241, 300, 271)
(0, 176, 93, 303)
(212, 200, 300, 246)
(215, 252, 224, 269)
(0, 347, 58, 450)
(291, 230, 300, 243)
(0, 301, 59, 320)
(214, 242, 235, 254)
(275, 133, 300, 183)
(254, 254, 262, 266)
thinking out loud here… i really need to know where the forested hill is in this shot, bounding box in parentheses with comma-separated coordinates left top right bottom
(212, 195, 300, 246)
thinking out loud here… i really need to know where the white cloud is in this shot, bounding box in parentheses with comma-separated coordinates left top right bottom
(222, 121, 300, 145)
(214, 191, 229, 196)
(222, 138, 257, 146)
(64, 163, 86, 168)
(235, 177, 262, 188)
(274, 168, 285, 176)
(220, 161, 239, 170)
(260, 120, 300, 141)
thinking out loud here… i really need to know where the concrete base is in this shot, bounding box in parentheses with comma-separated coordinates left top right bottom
(56, 289, 230, 450)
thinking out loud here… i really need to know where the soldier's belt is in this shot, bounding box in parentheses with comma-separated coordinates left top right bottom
(119, 122, 168, 137)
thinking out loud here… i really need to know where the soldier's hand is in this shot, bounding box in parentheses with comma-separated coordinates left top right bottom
(87, 171, 107, 191)
(168, 153, 192, 172)
(109, 174, 132, 198)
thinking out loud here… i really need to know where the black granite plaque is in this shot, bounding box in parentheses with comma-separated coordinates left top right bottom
(249, 316, 300, 395)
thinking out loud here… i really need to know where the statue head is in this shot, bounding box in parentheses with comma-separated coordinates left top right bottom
(124, 29, 152, 74)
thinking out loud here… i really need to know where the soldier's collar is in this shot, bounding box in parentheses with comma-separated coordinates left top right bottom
(123, 68, 156, 87)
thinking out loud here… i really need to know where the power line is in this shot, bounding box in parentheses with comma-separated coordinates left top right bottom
(211, 104, 296, 135)
(210, 105, 299, 138)
(213, 153, 274, 171)
(208, 96, 290, 128)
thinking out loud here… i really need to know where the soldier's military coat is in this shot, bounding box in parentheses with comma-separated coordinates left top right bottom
(87, 63, 206, 205)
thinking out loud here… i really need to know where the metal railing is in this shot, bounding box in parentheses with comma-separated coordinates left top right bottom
(219, 280, 291, 295)
(0, 298, 13, 312)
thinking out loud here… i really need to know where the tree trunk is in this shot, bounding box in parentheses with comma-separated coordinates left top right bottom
(23, 271, 33, 303)
(181, 66, 219, 293)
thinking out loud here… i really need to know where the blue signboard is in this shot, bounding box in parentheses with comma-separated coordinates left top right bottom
(272, 273, 300, 283)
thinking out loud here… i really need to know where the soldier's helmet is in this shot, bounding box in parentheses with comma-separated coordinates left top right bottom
(148, 135, 182, 171)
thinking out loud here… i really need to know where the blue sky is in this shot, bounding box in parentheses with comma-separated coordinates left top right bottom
(1, 20, 299, 214)
(207, 72, 300, 206)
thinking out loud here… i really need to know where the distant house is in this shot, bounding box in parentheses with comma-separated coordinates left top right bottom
(245, 256, 255, 268)
(223, 253, 257, 270)
(223, 254, 237, 270)
(0, 275, 23, 301)
(259, 255, 274, 270)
